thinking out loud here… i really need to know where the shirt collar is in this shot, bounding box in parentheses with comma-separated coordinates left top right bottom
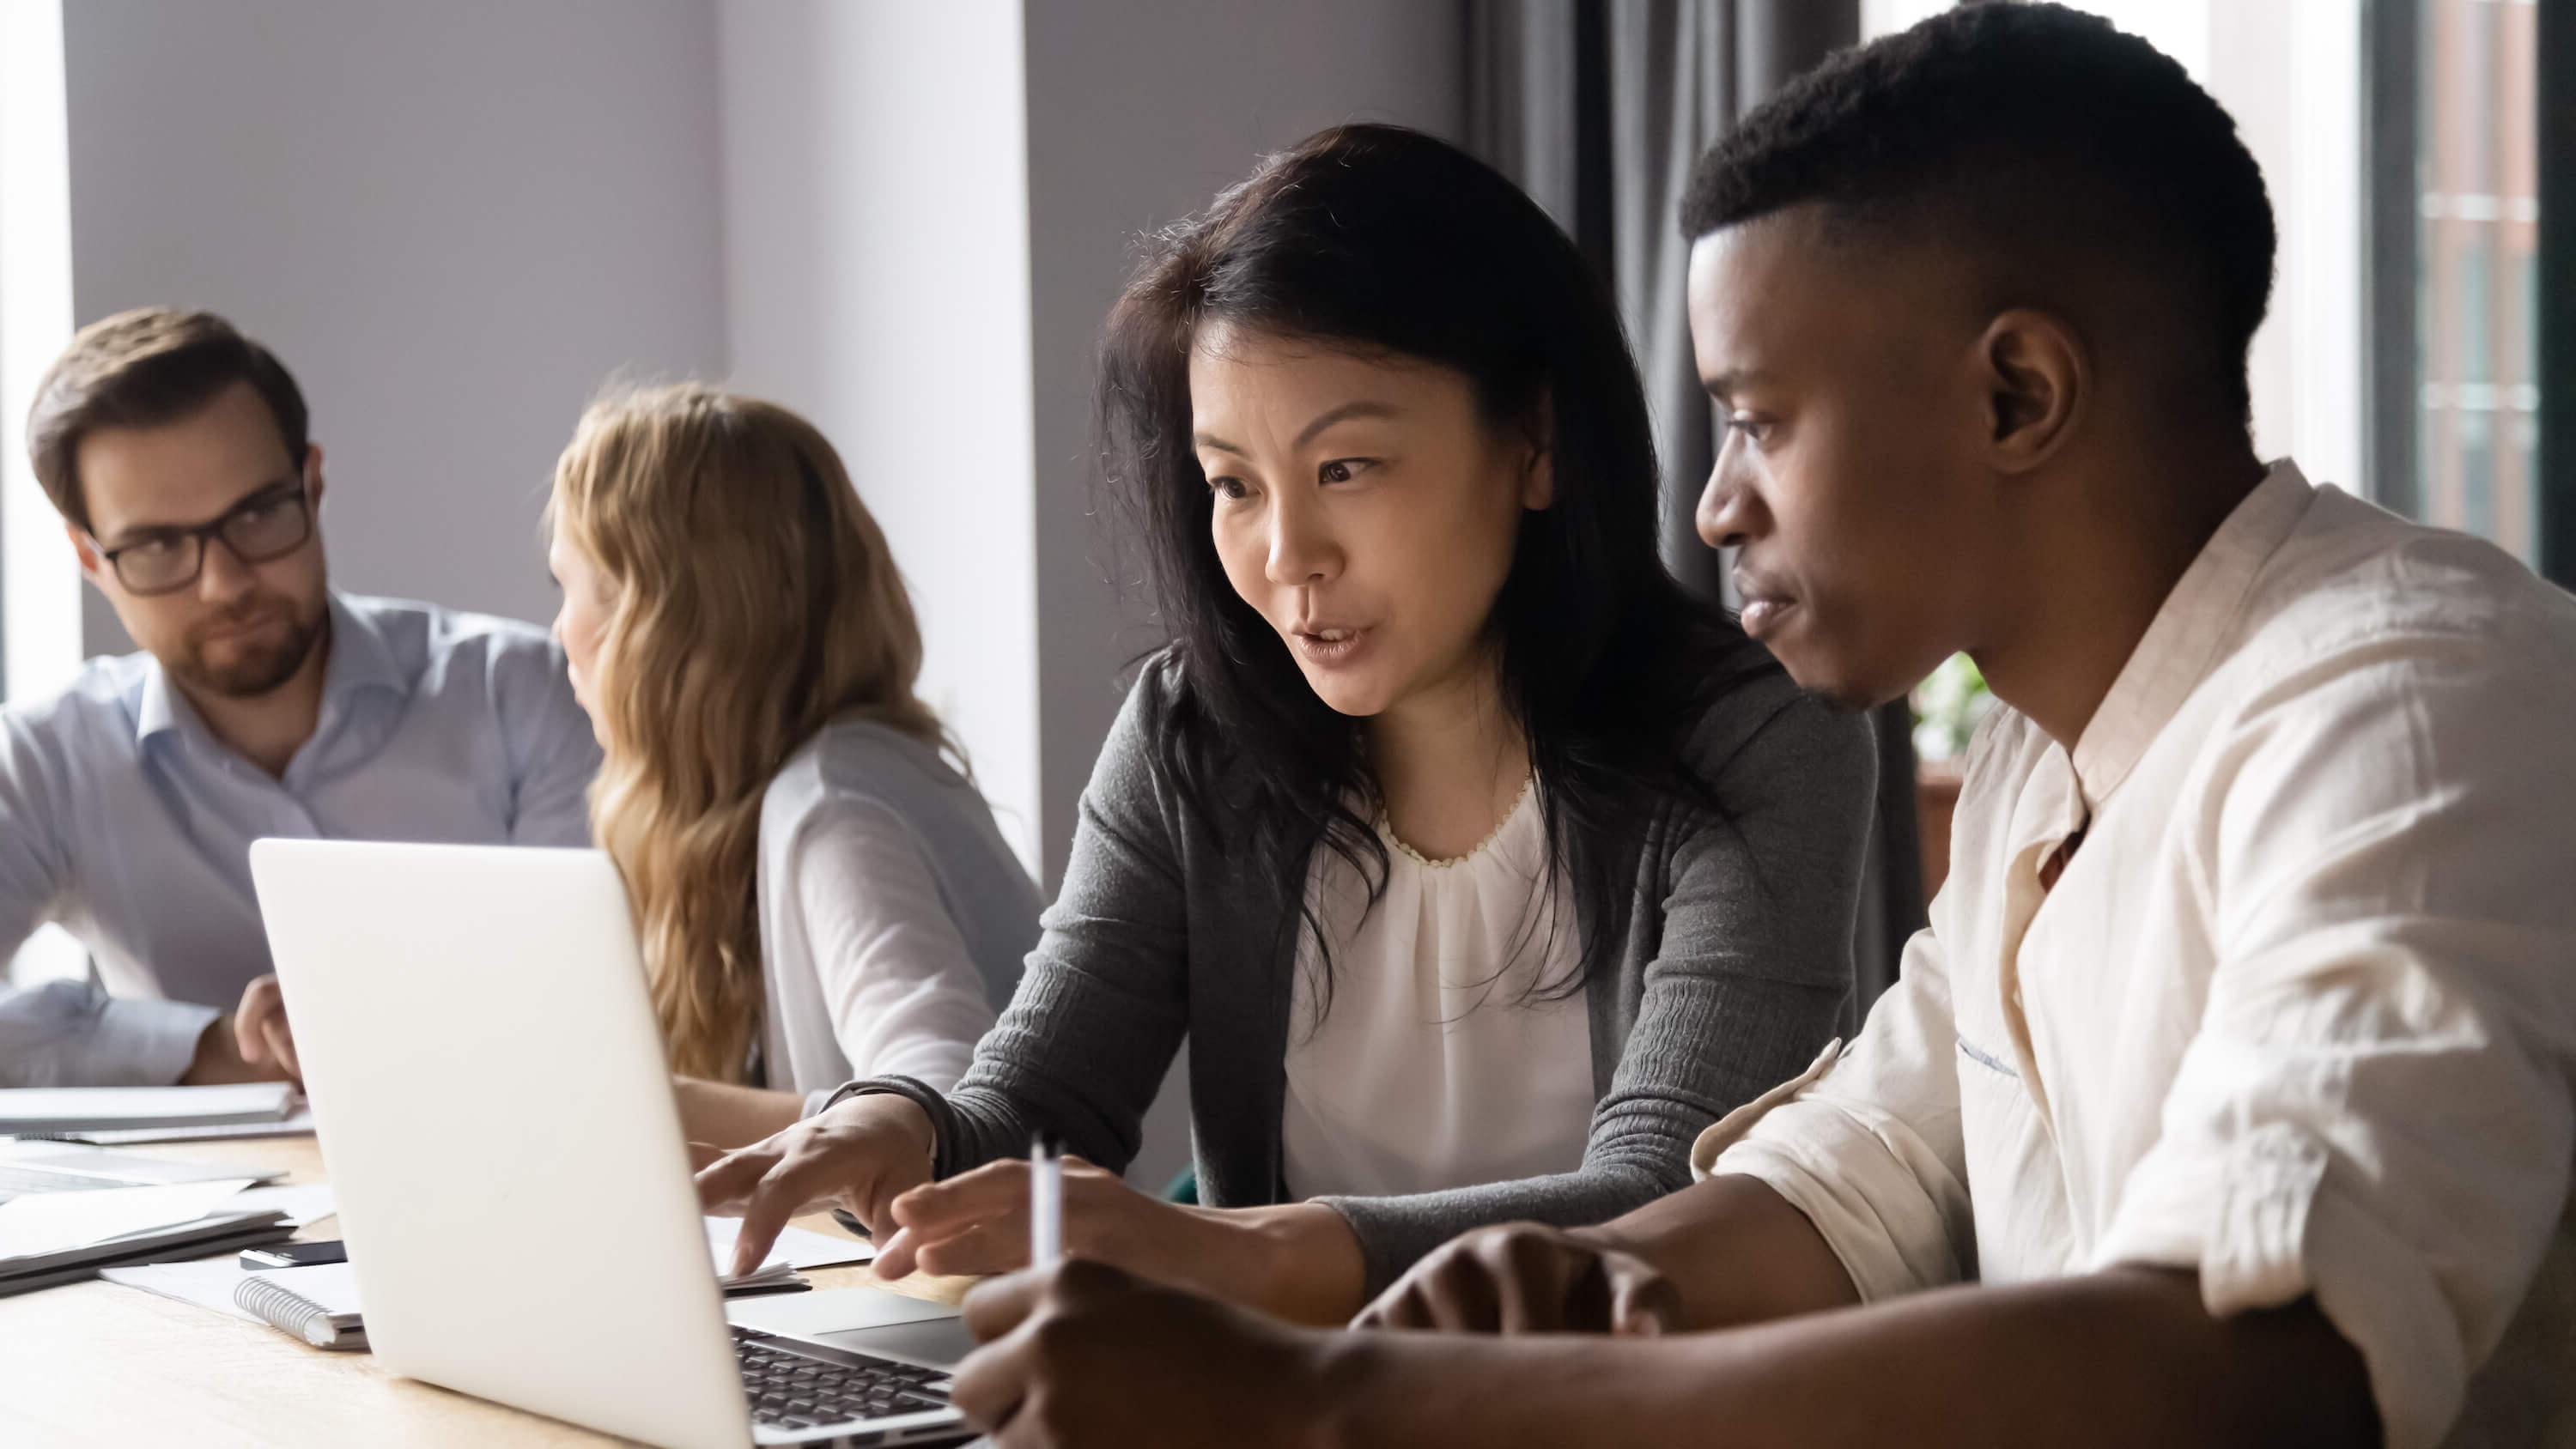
(2068, 459, 2318, 805)
(133, 593, 410, 752)
(315, 593, 410, 708)
(133, 661, 197, 751)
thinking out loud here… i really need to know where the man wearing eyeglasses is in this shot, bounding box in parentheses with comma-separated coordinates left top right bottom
(0, 307, 599, 1087)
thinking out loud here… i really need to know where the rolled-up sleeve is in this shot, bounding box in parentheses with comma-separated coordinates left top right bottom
(0, 712, 67, 957)
(0, 978, 219, 1087)
(2091, 640, 2576, 1449)
(0, 714, 218, 1086)
(1694, 919, 1977, 1301)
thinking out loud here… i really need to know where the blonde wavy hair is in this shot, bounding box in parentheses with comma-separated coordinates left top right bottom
(550, 383, 957, 1082)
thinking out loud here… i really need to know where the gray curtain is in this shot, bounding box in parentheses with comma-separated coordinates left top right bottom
(1467, 0, 1924, 1022)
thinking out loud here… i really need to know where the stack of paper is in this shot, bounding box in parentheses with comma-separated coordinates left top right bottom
(52, 1110, 318, 1147)
(0, 1084, 301, 1139)
(721, 1259, 809, 1295)
(0, 1179, 291, 1298)
(709, 1217, 876, 1297)
(0, 1139, 286, 1202)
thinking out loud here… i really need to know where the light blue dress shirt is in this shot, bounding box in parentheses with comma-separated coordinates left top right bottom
(0, 594, 600, 1086)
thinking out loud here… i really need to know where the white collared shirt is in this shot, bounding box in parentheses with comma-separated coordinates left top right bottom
(1696, 463, 2576, 1449)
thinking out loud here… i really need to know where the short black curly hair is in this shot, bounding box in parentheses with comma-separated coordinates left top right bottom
(1681, 2, 2275, 429)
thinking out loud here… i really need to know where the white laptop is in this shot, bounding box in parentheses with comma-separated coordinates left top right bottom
(249, 840, 972, 1449)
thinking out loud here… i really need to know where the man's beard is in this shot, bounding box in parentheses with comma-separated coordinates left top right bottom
(170, 594, 326, 699)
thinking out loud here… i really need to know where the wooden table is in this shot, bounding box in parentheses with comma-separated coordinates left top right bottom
(0, 1135, 976, 1447)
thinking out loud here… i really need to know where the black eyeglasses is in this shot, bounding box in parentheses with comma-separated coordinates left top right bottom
(91, 484, 315, 597)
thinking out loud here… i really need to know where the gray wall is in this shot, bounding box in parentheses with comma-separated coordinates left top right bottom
(58, 0, 732, 650)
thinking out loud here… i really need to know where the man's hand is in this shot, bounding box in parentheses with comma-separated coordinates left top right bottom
(952, 1258, 1357, 1449)
(1353, 1222, 1682, 1336)
(693, 1091, 937, 1277)
(180, 976, 297, 1086)
(231, 975, 299, 1083)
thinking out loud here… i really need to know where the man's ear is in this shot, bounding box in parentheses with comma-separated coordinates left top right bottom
(1977, 308, 2085, 475)
(67, 524, 106, 590)
(303, 443, 326, 509)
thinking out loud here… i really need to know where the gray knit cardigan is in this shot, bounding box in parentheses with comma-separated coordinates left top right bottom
(842, 653, 1874, 1292)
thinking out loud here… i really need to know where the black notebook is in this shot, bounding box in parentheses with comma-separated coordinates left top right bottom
(0, 1209, 292, 1298)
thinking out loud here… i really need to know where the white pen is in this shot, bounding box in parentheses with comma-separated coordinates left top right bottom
(1029, 1131, 1063, 1268)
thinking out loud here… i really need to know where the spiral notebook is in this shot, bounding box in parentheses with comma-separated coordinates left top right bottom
(233, 1262, 368, 1350)
(215, 1222, 828, 1353)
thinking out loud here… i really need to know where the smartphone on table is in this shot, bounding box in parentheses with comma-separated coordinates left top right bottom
(240, 1239, 348, 1270)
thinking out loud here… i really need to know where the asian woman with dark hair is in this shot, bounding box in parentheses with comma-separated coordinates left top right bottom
(699, 124, 1874, 1325)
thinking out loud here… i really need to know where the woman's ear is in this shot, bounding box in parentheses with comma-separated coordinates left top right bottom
(1519, 405, 1556, 511)
(1978, 308, 2086, 475)
(1522, 446, 1556, 511)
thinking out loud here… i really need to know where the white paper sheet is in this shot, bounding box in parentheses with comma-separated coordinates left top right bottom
(46, 1108, 318, 1146)
(0, 1179, 257, 1259)
(228, 1183, 337, 1228)
(703, 1216, 875, 1273)
(726, 1285, 962, 1335)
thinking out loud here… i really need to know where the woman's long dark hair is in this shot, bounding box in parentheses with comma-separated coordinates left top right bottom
(1098, 124, 1771, 1013)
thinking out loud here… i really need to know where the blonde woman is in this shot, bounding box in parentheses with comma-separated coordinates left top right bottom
(546, 383, 1039, 1149)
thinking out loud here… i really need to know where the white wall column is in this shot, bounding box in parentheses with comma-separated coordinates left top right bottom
(718, 0, 1046, 878)
(1, 0, 82, 705)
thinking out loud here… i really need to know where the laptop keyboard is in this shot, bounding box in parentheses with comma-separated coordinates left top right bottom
(733, 1327, 952, 1431)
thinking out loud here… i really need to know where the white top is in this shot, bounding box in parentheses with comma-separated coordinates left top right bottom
(756, 718, 1042, 1113)
(1282, 779, 1596, 1199)
(1695, 462, 2576, 1449)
